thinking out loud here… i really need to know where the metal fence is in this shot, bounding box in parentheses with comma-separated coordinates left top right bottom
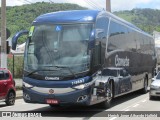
(7, 53, 24, 78)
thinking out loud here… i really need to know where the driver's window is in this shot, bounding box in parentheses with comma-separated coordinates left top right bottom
(0, 71, 6, 80)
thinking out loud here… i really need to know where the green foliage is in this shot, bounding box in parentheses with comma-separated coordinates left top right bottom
(114, 8, 160, 34)
(1, 2, 86, 44)
(3, 2, 160, 40)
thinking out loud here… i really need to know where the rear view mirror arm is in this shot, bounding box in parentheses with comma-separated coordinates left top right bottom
(12, 30, 29, 50)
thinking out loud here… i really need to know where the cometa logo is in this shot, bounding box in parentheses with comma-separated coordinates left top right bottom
(45, 77, 60, 80)
(115, 55, 130, 67)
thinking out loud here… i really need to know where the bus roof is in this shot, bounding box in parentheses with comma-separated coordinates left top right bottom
(32, 10, 152, 37)
(33, 10, 100, 24)
(33, 10, 138, 28)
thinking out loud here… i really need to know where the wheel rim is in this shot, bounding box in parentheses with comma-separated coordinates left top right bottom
(106, 83, 112, 101)
(8, 92, 15, 105)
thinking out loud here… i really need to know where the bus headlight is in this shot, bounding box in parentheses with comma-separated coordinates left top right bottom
(73, 82, 92, 90)
(73, 84, 85, 89)
(23, 82, 34, 88)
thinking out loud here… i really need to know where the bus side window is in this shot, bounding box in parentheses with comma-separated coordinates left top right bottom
(93, 42, 101, 67)
(95, 16, 109, 65)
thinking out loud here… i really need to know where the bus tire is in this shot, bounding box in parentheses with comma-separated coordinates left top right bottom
(100, 81, 113, 109)
(141, 77, 148, 94)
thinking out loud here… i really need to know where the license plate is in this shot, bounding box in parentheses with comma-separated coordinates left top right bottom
(46, 99, 59, 104)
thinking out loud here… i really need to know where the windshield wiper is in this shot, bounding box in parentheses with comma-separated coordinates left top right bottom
(26, 66, 77, 78)
(26, 69, 56, 77)
(46, 65, 77, 78)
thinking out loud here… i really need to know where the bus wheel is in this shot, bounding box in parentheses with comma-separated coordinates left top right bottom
(100, 81, 113, 109)
(141, 77, 148, 94)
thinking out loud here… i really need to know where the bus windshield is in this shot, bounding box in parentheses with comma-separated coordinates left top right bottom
(24, 24, 93, 77)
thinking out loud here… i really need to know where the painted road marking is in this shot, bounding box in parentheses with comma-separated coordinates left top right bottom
(121, 97, 148, 111)
(141, 100, 147, 102)
(109, 117, 117, 120)
(132, 104, 139, 108)
(108, 97, 148, 120)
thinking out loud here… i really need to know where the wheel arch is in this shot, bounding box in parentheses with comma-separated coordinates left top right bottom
(5, 88, 16, 101)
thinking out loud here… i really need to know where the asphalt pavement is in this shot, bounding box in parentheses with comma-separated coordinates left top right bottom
(0, 92, 159, 120)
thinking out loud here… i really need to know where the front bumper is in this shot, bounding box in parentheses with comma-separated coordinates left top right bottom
(149, 88, 160, 97)
(23, 86, 92, 106)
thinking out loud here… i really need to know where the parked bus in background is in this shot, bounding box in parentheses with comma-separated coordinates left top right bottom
(12, 10, 156, 108)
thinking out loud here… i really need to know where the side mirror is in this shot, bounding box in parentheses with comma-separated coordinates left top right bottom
(12, 30, 29, 50)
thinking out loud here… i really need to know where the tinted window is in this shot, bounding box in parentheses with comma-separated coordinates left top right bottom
(107, 21, 138, 52)
(107, 21, 130, 52)
(0, 71, 5, 80)
(134, 32, 141, 52)
(94, 16, 109, 65)
(0, 70, 9, 80)
(137, 34, 154, 55)
(127, 29, 137, 52)
(4, 70, 10, 79)
(107, 20, 154, 54)
(95, 16, 109, 39)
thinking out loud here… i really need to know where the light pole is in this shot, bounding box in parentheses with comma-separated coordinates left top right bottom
(106, 0, 111, 12)
(1, 0, 7, 68)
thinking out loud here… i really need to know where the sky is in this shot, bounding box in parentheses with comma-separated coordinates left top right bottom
(3, 0, 160, 11)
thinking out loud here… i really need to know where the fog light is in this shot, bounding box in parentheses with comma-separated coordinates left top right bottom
(77, 95, 88, 102)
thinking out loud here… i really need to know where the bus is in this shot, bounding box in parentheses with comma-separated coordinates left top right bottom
(12, 10, 156, 108)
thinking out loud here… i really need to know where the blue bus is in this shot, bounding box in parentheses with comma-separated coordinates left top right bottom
(12, 10, 156, 108)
